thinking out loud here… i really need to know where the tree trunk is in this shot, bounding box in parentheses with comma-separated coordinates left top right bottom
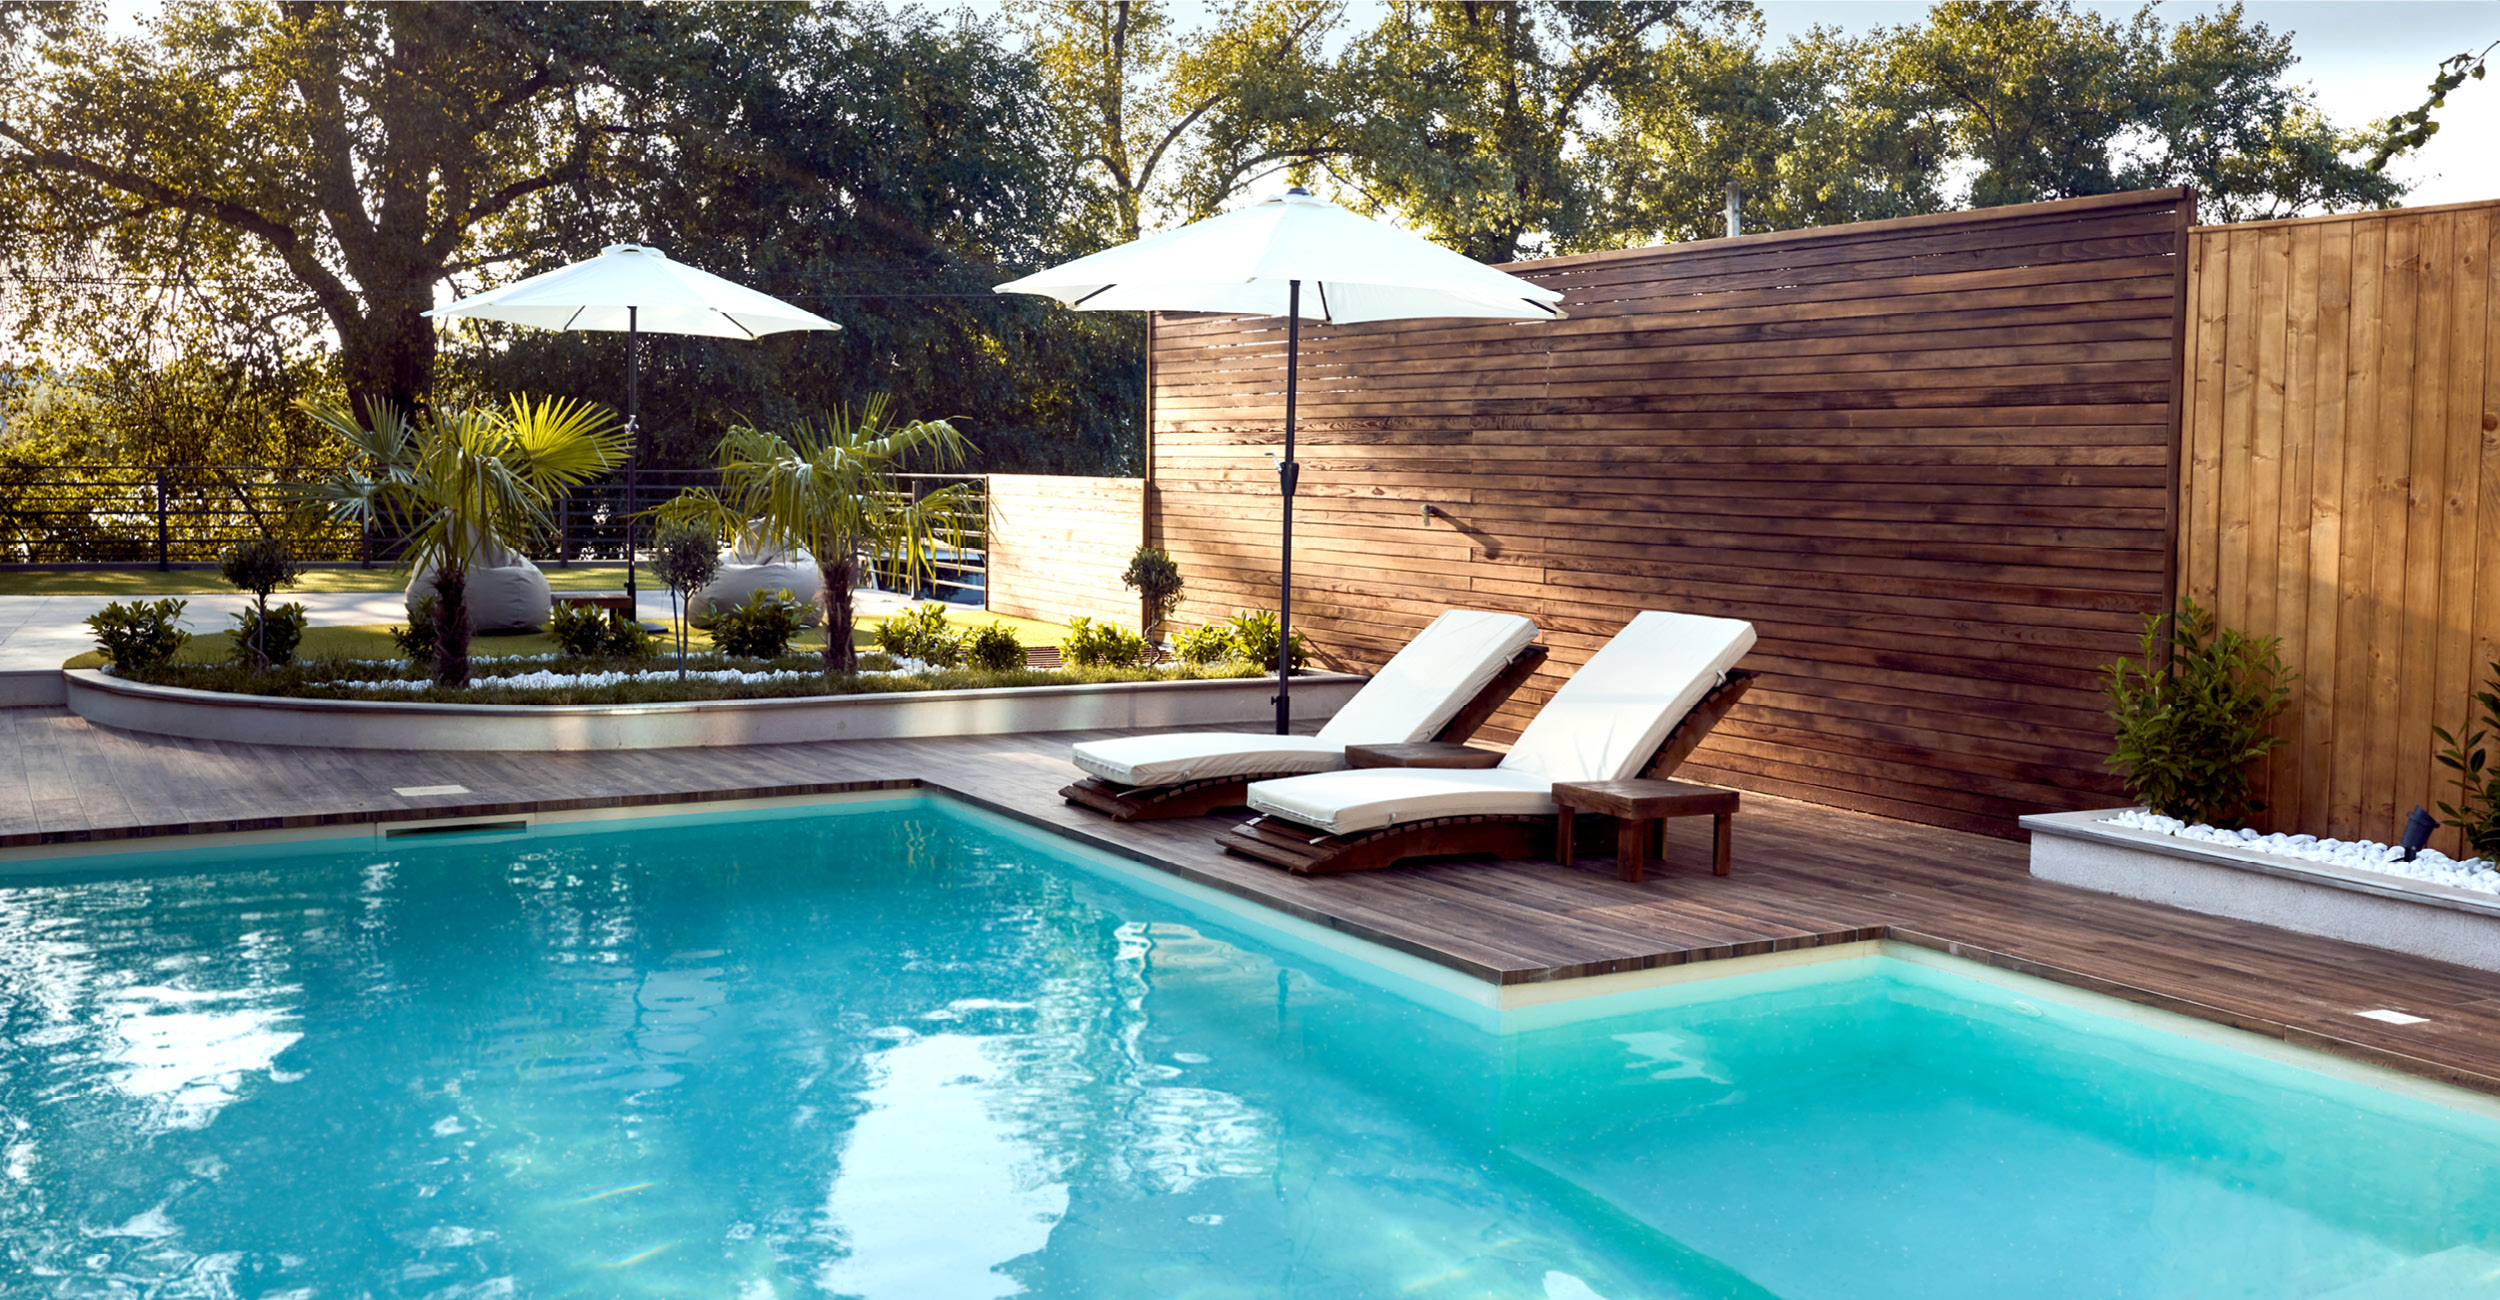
(340, 287, 439, 424)
(432, 564, 472, 688)
(820, 552, 858, 675)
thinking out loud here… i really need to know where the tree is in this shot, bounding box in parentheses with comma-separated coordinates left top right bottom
(1015, 0, 1347, 249)
(1337, 0, 1750, 263)
(0, 2, 670, 421)
(664, 396, 972, 676)
(300, 394, 626, 687)
(649, 522, 720, 678)
(2367, 37, 2498, 174)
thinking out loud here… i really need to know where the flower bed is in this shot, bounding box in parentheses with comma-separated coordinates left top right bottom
(103, 651, 1264, 705)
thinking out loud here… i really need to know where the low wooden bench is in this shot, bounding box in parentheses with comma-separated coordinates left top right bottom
(1551, 778, 1740, 882)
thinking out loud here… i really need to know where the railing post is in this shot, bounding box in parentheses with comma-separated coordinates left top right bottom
(557, 491, 572, 567)
(361, 516, 373, 569)
(153, 468, 170, 571)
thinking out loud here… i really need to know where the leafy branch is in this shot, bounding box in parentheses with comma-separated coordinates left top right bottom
(2368, 37, 2498, 172)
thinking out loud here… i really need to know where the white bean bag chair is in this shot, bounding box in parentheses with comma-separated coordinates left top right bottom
(688, 537, 823, 626)
(406, 540, 552, 633)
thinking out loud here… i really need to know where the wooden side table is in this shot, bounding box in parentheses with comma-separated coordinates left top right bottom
(553, 591, 638, 617)
(1550, 778, 1740, 882)
(1343, 741, 1505, 770)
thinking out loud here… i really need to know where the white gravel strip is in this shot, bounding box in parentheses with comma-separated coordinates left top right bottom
(2102, 809, 2500, 895)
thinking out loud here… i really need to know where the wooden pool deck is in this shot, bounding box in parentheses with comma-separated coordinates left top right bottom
(6, 704, 2500, 1095)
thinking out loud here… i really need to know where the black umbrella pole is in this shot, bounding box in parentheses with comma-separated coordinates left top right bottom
(1276, 280, 1300, 736)
(624, 309, 640, 604)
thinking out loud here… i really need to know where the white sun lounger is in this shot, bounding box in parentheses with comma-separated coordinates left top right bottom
(1218, 610, 1757, 873)
(1060, 609, 1543, 821)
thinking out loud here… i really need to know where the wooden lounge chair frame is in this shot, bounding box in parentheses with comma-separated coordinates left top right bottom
(1060, 644, 1549, 822)
(1214, 669, 1756, 875)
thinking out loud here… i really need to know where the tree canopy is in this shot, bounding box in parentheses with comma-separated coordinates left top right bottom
(0, 0, 2419, 492)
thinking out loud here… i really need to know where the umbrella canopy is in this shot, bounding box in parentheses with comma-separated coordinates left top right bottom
(426, 243, 838, 603)
(994, 191, 1565, 323)
(998, 189, 1563, 734)
(426, 243, 839, 338)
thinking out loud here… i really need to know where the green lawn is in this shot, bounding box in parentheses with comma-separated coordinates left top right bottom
(0, 566, 639, 596)
(62, 607, 1070, 669)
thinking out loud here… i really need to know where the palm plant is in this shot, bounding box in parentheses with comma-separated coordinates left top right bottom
(658, 396, 970, 674)
(297, 395, 626, 686)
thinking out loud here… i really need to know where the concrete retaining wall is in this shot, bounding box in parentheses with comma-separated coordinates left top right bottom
(2024, 808, 2500, 972)
(64, 668, 1364, 753)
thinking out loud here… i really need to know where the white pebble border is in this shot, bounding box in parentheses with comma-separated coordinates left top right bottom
(106, 652, 933, 698)
(2102, 809, 2500, 896)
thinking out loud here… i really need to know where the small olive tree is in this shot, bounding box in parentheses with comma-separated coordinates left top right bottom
(218, 537, 302, 671)
(650, 522, 721, 678)
(1122, 546, 1183, 652)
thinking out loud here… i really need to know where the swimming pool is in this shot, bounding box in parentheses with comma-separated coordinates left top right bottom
(2, 794, 2496, 1298)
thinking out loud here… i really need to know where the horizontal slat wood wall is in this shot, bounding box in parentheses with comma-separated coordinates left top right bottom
(984, 474, 1145, 629)
(2181, 199, 2500, 853)
(1149, 189, 2194, 837)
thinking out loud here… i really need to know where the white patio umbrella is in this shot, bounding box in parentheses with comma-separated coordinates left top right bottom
(997, 189, 1565, 734)
(426, 242, 840, 599)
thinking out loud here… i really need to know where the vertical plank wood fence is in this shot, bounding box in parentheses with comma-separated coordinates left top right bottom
(2180, 198, 2500, 852)
(984, 474, 1146, 630)
(1149, 190, 2194, 837)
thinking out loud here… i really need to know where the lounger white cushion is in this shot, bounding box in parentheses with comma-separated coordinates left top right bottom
(1069, 609, 1537, 788)
(1071, 733, 1346, 786)
(1246, 610, 1756, 835)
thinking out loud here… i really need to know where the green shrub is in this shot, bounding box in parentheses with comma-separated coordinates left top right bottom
(391, 595, 440, 668)
(875, 602, 964, 667)
(85, 598, 192, 675)
(1063, 615, 1147, 668)
(2434, 661, 2500, 859)
(2102, 600, 2296, 826)
(227, 601, 308, 667)
(1225, 610, 1309, 672)
(961, 621, 1025, 672)
(711, 588, 807, 659)
(1172, 623, 1237, 665)
(547, 602, 653, 659)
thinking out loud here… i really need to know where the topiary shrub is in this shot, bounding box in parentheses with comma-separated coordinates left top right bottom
(1062, 615, 1147, 668)
(711, 588, 807, 659)
(2102, 600, 2296, 826)
(391, 594, 440, 668)
(1225, 610, 1308, 672)
(219, 537, 302, 670)
(961, 621, 1024, 672)
(650, 521, 721, 671)
(1121, 546, 1183, 647)
(86, 598, 191, 676)
(227, 601, 308, 667)
(1172, 623, 1237, 665)
(2434, 661, 2500, 859)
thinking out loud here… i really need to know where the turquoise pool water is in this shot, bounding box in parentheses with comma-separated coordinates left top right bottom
(3, 796, 2498, 1298)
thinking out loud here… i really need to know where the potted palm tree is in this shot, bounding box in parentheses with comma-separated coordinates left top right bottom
(658, 396, 970, 675)
(298, 395, 627, 687)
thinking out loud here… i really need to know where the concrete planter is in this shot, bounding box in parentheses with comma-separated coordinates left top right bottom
(2025, 807, 2500, 972)
(63, 667, 1365, 753)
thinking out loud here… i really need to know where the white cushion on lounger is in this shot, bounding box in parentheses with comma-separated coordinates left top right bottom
(1068, 608, 1536, 788)
(1497, 610, 1756, 784)
(1313, 609, 1538, 745)
(1246, 768, 1557, 836)
(1071, 733, 1347, 786)
(1246, 610, 1756, 835)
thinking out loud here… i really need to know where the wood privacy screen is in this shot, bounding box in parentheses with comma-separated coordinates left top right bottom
(2180, 199, 2500, 852)
(984, 475, 1145, 630)
(1148, 189, 2194, 836)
